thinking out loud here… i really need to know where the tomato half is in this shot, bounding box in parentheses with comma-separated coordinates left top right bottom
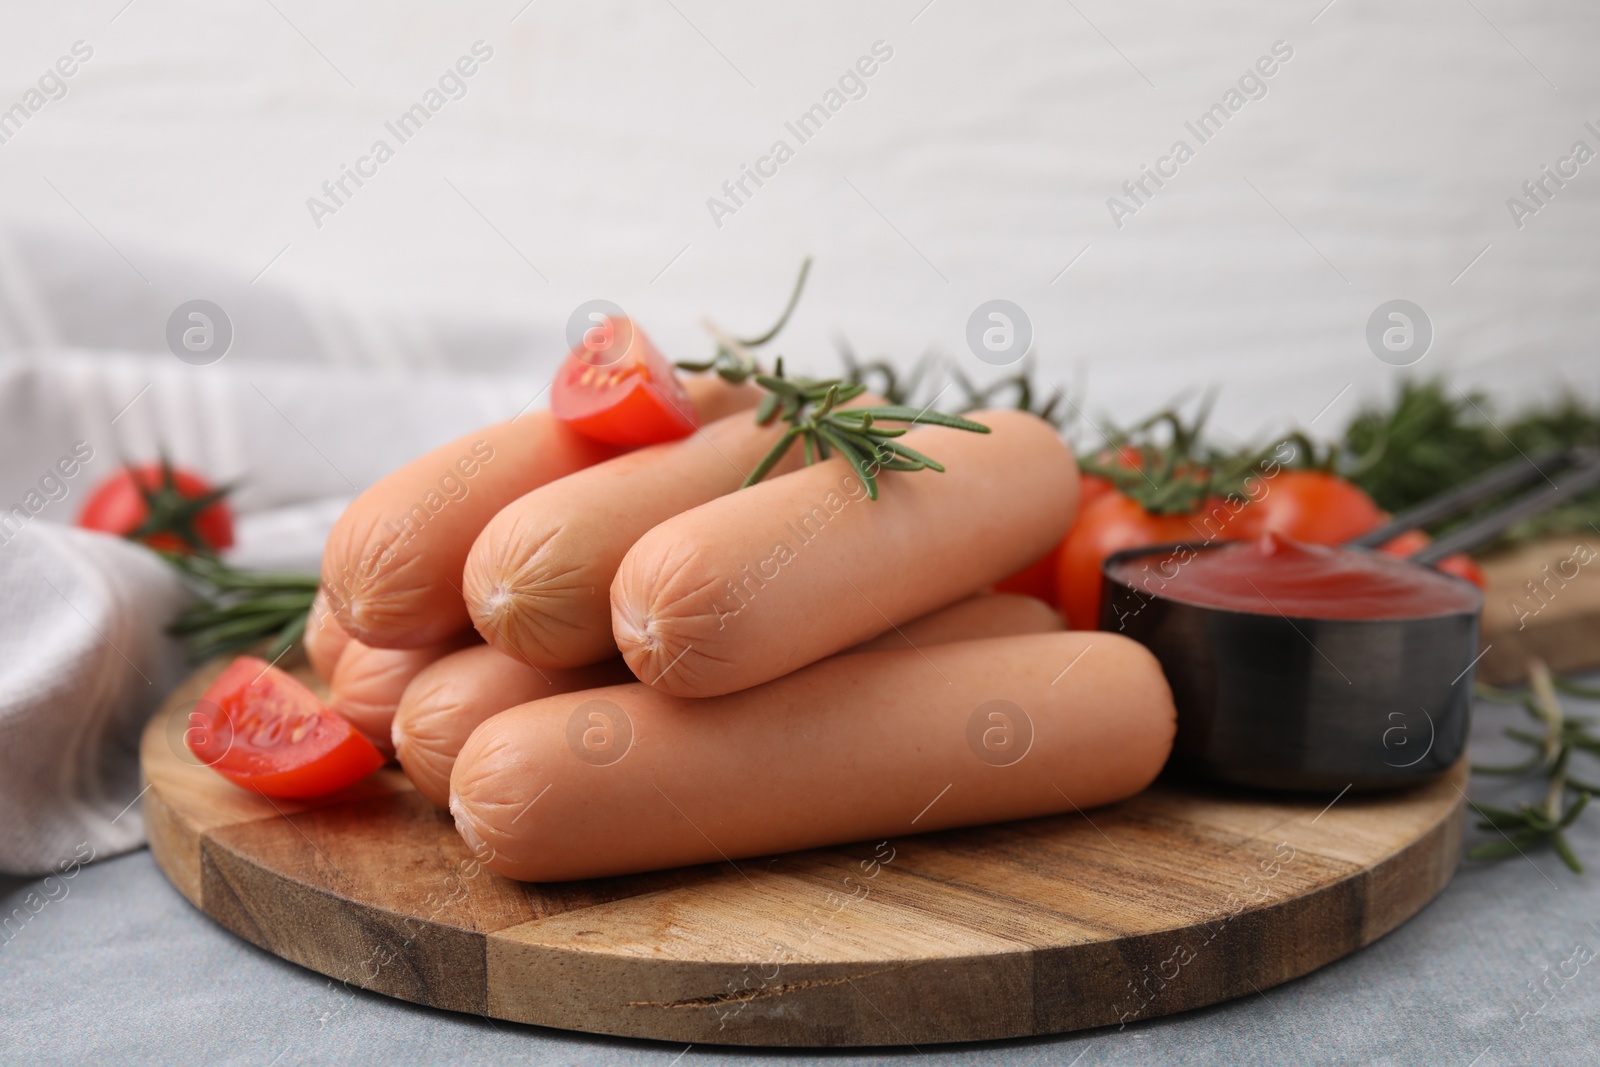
(551, 317, 698, 447)
(1236, 470, 1383, 545)
(189, 656, 385, 798)
(1056, 492, 1232, 630)
(78, 462, 234, 554)
(1378, 528, 1487, 589)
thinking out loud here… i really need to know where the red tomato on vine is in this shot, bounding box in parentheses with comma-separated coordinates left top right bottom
(1056, 492, 1231, 629)
(79, 460, 234, 554)
(1235, 470, 1383, 545)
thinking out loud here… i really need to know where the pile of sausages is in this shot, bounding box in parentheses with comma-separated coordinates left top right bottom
(306, 376, 1176, 881)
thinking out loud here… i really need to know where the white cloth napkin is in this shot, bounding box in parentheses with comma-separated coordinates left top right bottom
(0, 228, 557, 875)
(0, 525, 191, 876)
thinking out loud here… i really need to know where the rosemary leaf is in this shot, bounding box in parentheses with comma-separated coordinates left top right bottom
(737, 258, 811, 347)
(742, 428, 802, 490)
(189, 608, 304, 644)
(1468, 837, 1539, 862)
(1472, 754, 1546, 776)
(1557, 678, 1600, 701)
(1553, 831, 1585, 873)
(755, 392, 780, 425)
(266, 611, 309, 662)
(872, 438, 947, 473)
(846, 406, 993, 433)
(814, 424, 878, 500)
(755, 373, 803, 399)
(1560, 791, 1592, 828)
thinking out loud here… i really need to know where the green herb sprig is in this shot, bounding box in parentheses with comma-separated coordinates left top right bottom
(837, 345, 1071, 431)
(675, 258, 813, 384)
(741, 365, 989, 500)
(837, 342, 933, 407)
(1069, 393, 1280, 517)
(1337, 378, 1600, 546)
(678, 259, 991, 498)
(104, 457, 320, 663)
(1470, 660, 1600, 873)
(165, 552, 318, 664)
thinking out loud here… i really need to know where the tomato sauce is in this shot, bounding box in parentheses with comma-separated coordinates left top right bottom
(1107, 533, 1482, 620)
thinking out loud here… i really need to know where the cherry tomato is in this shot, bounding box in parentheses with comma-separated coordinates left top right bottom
(78, 462, 234, 554)
(551, 317, 698, 447)
(1377, 528, 1487, 589)
(1237, 470, 1383, 545)
(1078, 472, 1116, 512)
(1377, 528, 1430, 557)
(1056, 492, 1230, 630)
(1436, 554, 1487, 589)
(994, 549, 1061, 605)
(189, 656, 385, 798)
(995, 468, 1124, 606)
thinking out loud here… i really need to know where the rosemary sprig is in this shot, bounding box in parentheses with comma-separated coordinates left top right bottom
(838, 345, 1071, 431)
(1469, 659, 1597, 873)
(948, 361, 1069, 430)
(98, 457, 320, 662)
(1338, 378, 1600, 546)
(679, 259, 991, 496)
(675, 258, 813, 382)
(1070, 394, 1268, 516)
(741, 360, 990, 499)
(838, 342, 934, 407)
(165, 551, 318, 664)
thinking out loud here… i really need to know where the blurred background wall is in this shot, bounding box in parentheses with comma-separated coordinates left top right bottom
(0, 0, 1595, 509)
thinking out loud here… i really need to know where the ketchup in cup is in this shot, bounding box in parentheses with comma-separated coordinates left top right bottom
(1107, 533, 1482, 622)
(1102, 533, 1484, 793)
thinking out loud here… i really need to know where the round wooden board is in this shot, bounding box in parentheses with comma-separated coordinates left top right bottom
(141, 660, 1466, 1047)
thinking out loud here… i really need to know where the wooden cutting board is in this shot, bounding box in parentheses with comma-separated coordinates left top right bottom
(141, 660, 1466, 1047)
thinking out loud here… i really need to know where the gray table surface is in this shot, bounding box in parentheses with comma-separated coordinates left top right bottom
(6, 688, 1600, 1067)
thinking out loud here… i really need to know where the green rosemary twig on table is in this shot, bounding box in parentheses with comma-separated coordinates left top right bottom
(1470, 659, 1597, 873)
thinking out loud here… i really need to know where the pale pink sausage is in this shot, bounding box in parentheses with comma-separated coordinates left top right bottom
(392, 646, 633, 808)
(399, 593, 1057, 808)
(321, 375, 757, 650)
(449, 632, 1174, 882)
(303, 588, 353, 682)
(462, 405, 806, 669)
(327, 634, 476, 756)
(849, 592, 1063, 654)
(611, 409, 1078, 697)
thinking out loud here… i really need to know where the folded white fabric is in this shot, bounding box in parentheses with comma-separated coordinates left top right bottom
(0, 351, 551, 875)
(0, 225, 567, 876)
(0, 524, 192, 876)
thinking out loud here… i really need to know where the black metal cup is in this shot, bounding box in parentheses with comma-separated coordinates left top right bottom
(1101, 542, 1484, 793)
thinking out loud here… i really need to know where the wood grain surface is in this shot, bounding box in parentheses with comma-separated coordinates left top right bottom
(1478, 534, 1600, 686)
(141, 660, 1467, 1046)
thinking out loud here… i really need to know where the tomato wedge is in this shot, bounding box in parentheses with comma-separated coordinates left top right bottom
(189, 656, 385, 798)
(551, 317, 698, 447)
